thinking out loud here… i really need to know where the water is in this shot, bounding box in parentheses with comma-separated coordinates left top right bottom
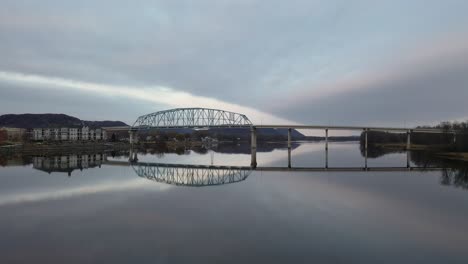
(1, 141, 468, 263)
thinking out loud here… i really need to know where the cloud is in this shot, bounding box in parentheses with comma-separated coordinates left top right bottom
(0, 71, 297, 125)
(1, 0, 468, 127)
(268, 35, 468, 126)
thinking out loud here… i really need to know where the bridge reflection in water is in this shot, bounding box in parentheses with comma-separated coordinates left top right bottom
(132, 163, 252, 187)
(127, 161, 443, 187)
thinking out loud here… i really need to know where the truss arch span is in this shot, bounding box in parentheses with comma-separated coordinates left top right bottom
(132, 108, 252, 129)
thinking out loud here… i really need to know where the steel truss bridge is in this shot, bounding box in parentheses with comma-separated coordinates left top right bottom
(129, 107, 458, 134)
(132, 162, 251, 187)
(132, 108, 252, 129)
(107, 107, 461, 168)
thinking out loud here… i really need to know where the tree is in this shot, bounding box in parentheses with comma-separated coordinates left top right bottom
(175, 134, 186, 141)
(0, 130, 7, 143)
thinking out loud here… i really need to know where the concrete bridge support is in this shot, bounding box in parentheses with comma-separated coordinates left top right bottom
(129, 148, 138, 163)
(325, 129, 329, 150)
(129, 131, 139, 145)
(406, 130, 412, 168)
(251, 127, 257, 168)
(288, 128, 292, 168)
(406, 130, 411, 150)
(325, 129, 329, 168)
(407, 151, 411, 168)
(364, 129, 368, 170)
(325, 147, 329, 169)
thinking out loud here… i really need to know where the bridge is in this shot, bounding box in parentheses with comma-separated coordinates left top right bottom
(113, 107, 459, 168)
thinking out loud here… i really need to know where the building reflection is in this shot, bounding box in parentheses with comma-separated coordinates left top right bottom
(2, 142, 468, 190)
(33, 153, 106, 176)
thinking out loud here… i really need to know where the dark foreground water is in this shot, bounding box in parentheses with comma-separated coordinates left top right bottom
(1, 141, 468, 263)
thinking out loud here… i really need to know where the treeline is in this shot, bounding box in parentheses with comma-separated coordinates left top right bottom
(0, 130, 7, 144)
(410, 151, 468, 190)
(136, 129, 305, 142)
(360, 121, 468, 152)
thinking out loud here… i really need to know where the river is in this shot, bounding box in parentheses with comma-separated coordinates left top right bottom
(0, 141, 467, 263)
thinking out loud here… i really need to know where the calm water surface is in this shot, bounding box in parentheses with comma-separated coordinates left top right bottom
(1, 142, 468, 263)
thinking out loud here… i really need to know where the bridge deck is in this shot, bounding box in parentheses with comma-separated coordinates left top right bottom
(114, 125, 456, 134)
(105, 161, 442, 172)
(254, 125, 455, 133)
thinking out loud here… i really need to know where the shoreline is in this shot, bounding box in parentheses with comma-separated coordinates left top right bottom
(436, 152, 468, 162)
(377, 143, 468, 162)
(0, 142, 130, 155)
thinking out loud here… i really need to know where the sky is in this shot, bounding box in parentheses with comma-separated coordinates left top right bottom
(1, 0, 468, 127)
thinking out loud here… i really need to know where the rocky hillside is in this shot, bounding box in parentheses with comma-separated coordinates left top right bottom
(0, 114, 127, 129)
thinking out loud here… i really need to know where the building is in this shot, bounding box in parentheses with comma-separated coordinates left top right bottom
(8, 128, 26, 141)
(69, 128, 78, 141)
(60, 128, 69, 141)
(33, 128, 43, 141)
(95, 129, 102, 140)
(1, 127, 26, 141)
(32, 126, 108, 142)
(52, 128, 60, 140)
(81, 126, 89, 140)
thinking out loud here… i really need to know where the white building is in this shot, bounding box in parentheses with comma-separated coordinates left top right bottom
(33, 129, 43, 141)
(69, 128, 78, 141)
(60, 128, 69, 141)
(95, 129, 102, 140)
(82, 127, 89, 140)
(52, 128, 60, 140)
(32, 126, 109, 141)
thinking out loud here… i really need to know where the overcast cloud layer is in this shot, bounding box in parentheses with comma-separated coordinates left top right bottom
(1, 0, 468, 126)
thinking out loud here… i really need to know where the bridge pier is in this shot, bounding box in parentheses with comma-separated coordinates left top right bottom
(406, 130, 411, 150)
(325, 146, 329, 169)
(287, 128, 292, 168)
(407, 151, 411, 169)
(251, 127, 257, 168)
(325, 129, 329, 169)
(129, 148, 138, 163)
(325, 129, 329, 150)
(129, 130, 139, 145)
(406, 130, 412, 168)
(364, 129, 368, 170)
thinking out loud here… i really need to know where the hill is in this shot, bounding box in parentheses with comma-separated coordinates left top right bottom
(0, 114, 127, 129)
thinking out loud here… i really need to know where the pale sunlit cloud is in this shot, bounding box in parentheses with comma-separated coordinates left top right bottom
(0, 70, 298, 126)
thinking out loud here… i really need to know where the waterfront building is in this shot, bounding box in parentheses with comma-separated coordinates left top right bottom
(60, 128, 69, 141)
(95, 129, 102, 140)
(32, 126, 110, 142)
(69, 128, 78, 141)
(81, 126, 89, 140)
(33, 128, 43, 141)
(52, 128, 60, 140)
